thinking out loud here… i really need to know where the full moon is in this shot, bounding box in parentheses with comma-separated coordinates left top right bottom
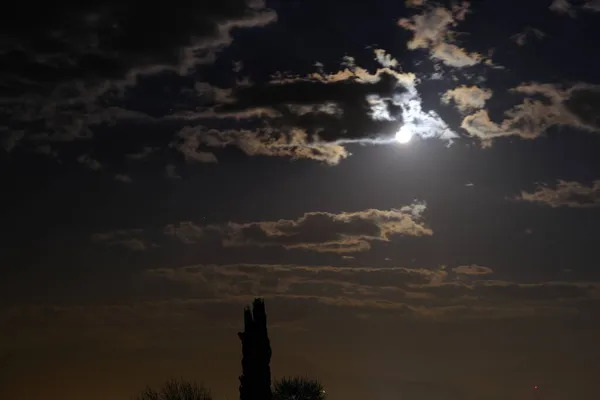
(395, 125, 413, 144)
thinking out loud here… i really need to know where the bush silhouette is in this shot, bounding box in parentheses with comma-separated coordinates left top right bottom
(273, 376, 326, 400)
(135, 378, 212, 400)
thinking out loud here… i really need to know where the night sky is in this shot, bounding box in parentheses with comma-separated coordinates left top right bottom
(1, 1, 600, 399)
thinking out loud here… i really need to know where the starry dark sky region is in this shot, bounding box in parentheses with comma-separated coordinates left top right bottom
(1, 1, 600, 400)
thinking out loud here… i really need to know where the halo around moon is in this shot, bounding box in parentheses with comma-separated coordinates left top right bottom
(395, 125, 413, 144)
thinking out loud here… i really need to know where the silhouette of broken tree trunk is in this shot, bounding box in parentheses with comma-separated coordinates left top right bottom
(238, 298, 272, 400)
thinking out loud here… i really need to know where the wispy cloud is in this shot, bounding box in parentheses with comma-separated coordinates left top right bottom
(515, 180, 600, 208)
(77, 154, 102, 171)
(461, 82, 600, 145)
(93, 203, 433, 254)
(510, 27, 546, 47)
(222, 203, 433, 253)
(114, 174, 133, 183)
(452, 265, 494, 276)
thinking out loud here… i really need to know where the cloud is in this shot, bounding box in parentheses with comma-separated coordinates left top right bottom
(460, 82, 600, 145)
(442, 85, 493, 113)
(515, 180, 600, 208)
(174, 125, 349, 165)
(584, 0, 600, 12)
(164, 222, 207, 244)
(126, 147, 158, 160)
(77, 154, 102, 171)
(550, 0, 600, 16)
(114, 174, 133, 183)
(398, 3, 484, 67)
(221, 203, 433, 253)
(172, 126, 219, 163)
(0, 0, 277, 153)
(223, 64, 415, 144)
(166, 57, 455, 165)
(373, 49, 399, 68)
(6, 43, 456, 168)
(140, 263, 600, 320)
(452, 265, 494, 276)
(1, 130, 24, 153)
(91, 229, 147, 250)
(550, 0, 576, 17)
(165, 164, 182, 180)
(3, 262, 599, 352)
(405, 0, 427, 7)
(510, 27, 546, 47)
(93, 203, 433, 254)
(146, 264, 446, 289)
(32, 144, 58, 158)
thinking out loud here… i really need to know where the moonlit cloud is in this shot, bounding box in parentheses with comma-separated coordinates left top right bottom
(172, 126, 219, 163)
(452, 265, 494, 276)
(180, 125, 349, 165)
(373, 49, 400, 68)
(460, 82, 600, 145)
(2, 2, 600, 399)
(442, 85, 493, 113)
(515, 180, 600, 208)
(398, 2, 484, 68)
(185, 56, 457, 163)
(93, 203, 433, 254)
(220, 203, 433, 254)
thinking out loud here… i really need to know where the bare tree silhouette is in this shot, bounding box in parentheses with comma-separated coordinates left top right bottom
(135, 378, 212, 400)
(273, 377, 326, 400)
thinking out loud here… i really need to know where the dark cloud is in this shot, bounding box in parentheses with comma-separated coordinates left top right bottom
(91, 229, 147, 250)
(141, 263, 600, 319)
(0, 0, 277, 148)
(114, 174, 133, 183)
(424, 281, 596, 303)
(76, 154, 102, 170)
(563, 85, 600, 130)
(550, 0, 600, 16)
(126, 146, 158, 160)
(2, 263, 598, 353)
(510, 26, 546, 47)
(1, 1, 275, 85)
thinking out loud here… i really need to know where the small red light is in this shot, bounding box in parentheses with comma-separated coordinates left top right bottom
(534, 386, 539, 390)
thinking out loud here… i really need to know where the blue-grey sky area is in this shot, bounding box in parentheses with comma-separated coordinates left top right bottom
(1, 1, 600, 399)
